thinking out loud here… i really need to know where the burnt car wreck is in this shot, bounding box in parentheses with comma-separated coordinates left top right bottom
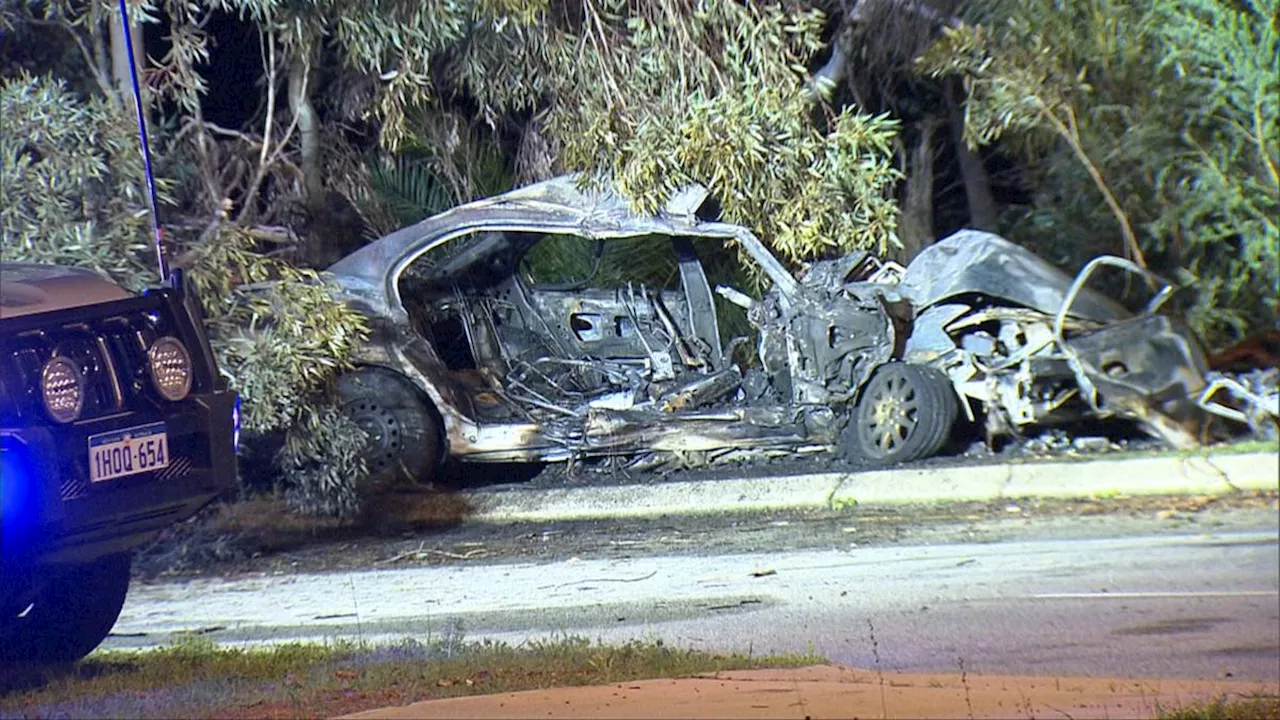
(325, 176, 1274, 484)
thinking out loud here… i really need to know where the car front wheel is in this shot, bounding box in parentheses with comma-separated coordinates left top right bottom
(0, 553, 133, 664)
(843, 362, 958, 466)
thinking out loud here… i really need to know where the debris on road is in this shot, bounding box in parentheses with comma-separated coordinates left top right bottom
(376, 542, 490, 565)
(1201, 368, 1280, 439)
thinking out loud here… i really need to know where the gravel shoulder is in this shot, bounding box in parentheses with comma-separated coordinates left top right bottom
(134, 485, 1279, 584)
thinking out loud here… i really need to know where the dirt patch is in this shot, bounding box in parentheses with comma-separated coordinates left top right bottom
(336, 667, 1279, 720)
(133, 487, 478, 581)
(133, 482, 1279, 584)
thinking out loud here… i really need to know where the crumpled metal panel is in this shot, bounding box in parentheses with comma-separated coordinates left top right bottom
(329, 177, 705, 294)
(1064, 314, 1211, 447)
(900, 230, 1129, 322)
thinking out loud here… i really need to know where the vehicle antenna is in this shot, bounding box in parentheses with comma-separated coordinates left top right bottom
(116, 0, 169, 285)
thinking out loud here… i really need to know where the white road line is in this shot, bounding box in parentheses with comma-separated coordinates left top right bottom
(1032, 591, 1279, 599)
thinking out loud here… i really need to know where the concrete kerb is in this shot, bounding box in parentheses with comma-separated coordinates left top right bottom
(1001, 451, 1278, 499)
(466, 473, 842, 523)
(463, 451, 1279, 524)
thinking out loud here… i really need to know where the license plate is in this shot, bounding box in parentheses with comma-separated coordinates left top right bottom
(88, 422, 169, 483)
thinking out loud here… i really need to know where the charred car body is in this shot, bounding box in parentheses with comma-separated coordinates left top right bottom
(1, 264, 238, 663)
(327, 176, 1268, 484)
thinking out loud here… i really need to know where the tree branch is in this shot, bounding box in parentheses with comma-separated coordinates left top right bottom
(20, 8, 115, 101)
(1255, 96, 1280, 192)
(258, 27, 277, 172)
(1042, 102, 1146, 268)
(236, 52, 306, 225)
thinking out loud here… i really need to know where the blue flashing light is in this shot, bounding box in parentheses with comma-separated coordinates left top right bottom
(232, 394, 242, 455)
(1, 441, 39, 558)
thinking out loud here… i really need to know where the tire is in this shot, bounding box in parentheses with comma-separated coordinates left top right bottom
(0, 553, 132, 664)
(338, 368, 441, 486)
(843, 362, 959, 466)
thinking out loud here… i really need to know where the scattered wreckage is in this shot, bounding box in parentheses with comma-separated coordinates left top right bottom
(325, 176, 1276, 484)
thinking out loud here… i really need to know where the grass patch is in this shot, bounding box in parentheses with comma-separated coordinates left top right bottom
(0, 635, 824, 719)
(1205, 438, 1280, 456)
(1159, 437, 1280, 463)
(1158, 694, 1280, 719)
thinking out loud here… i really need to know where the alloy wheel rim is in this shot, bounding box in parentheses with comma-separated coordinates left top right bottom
(860, 374, 920, 455)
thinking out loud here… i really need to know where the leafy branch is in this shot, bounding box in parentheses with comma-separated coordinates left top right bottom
(918, 21, 1145, 267)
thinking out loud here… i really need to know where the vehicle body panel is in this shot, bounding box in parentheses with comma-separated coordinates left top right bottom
(0, 264, 134, 320)
(897, 234, 1129, 322)
(327, 177, 1267, 474)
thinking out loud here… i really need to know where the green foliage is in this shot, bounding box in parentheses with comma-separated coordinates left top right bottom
(211, 0, 901, 268)
(919, 0, 1279, 345)
(276, 403, 369, 517)
(469, 1, 904, 265)
(520, 234, 682, 290)
(1152, 0, 1279, 338)
(916, 10, 1146, 267)
(0, 73, 164, 287)
(1158, 695, 1280, 720)
(205, 0, 486, 148)
(179, 225, 372, 516)
(179, 226, 369, 435)
(2, 634, 822, 720)
(367, 119, 515, 230)
(367, 151, 459, 228)
(1, 74, 372, 517)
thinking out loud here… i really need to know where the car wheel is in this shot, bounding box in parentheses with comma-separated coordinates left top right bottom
(0, 553, 132, 664)
(338, 368, 441, 486)
(844, 362, 958, 466)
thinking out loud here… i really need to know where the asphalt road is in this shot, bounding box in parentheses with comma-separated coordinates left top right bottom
(109, 506, 1280, 683)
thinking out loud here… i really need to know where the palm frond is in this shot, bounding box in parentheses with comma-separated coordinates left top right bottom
(367, 151, 457, 227)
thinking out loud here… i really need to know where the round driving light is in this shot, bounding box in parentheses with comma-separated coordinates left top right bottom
(41, 356, 85, 423)
(148, 336, 193, 401)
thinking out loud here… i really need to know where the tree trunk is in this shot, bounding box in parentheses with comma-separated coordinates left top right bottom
(948, 81, 999, 231)
(289, 49, 322, 206)
(896, 119, 938, 263)
(515, 113, 562, 185)
(86, 1, 116, 105)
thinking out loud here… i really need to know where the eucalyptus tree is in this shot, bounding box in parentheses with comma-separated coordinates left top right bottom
(0, 1, 374, 516)
(919, 0, 1278, 343)
(178, 0, 904, 268)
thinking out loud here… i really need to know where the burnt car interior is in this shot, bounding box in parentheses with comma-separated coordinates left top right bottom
(399, 230, 756, 423)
